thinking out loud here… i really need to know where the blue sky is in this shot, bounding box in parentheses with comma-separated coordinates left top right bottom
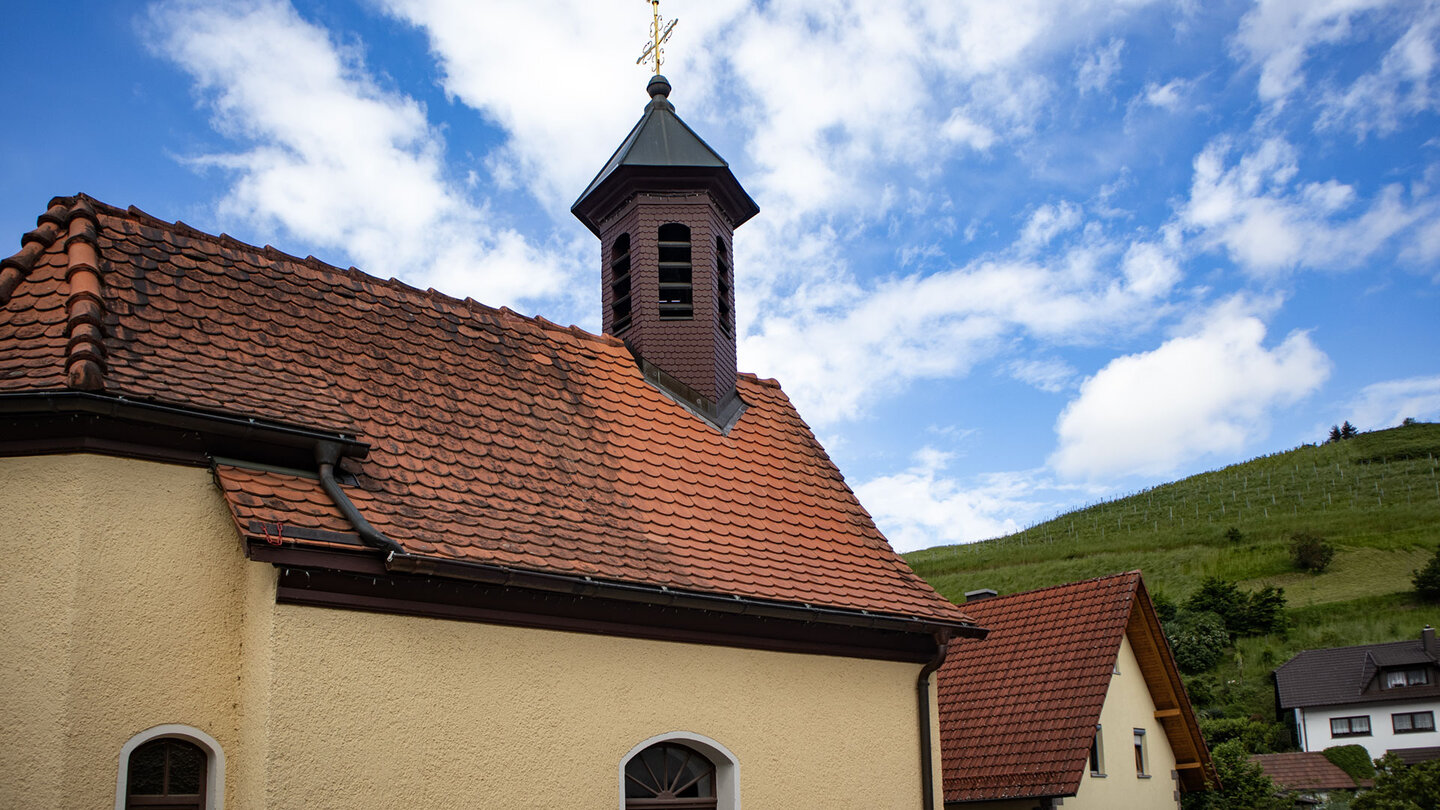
(4, 0, 1438, 552)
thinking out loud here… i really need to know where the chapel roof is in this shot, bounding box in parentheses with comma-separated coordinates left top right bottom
(936, 571, 1213, 802)
(0, 193, 970, 627)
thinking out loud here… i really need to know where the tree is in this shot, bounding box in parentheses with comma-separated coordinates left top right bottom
(1414, 547, 1440, 601)
(1166, 610, 1230, 674)
(1329, 424, 1344, 443)
(1182, 740, 1289, 810)
(1289, 531, 1336, 573)
(1352, 753, 1440, 810)
(1184, 577, 1287, 638)
(1341, 420, 1359, 439)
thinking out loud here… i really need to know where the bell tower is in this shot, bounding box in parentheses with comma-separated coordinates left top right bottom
(572, 74, 758, 426)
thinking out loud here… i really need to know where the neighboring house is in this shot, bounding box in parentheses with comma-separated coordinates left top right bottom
(0, 75, 983, 809)
(1249, 752, 1368, 806)
(936, 572, 1215, 810)
(1275, 627, 1440, 760)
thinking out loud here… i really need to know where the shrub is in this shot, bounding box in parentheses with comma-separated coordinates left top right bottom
(1185, 577, 1287, 638)
(1153, 591, 1178, 623)
(1289, 531, 1337, 573)
(1323, 745, 1376, 782)
(1202, 717, 1287, 754)
(1182, 740, 1290, 810)
(1166, 610, 1230, 674)
(1224, 526, 1243, 544)
(1352, 753, 1440, 810)
(1416, 548, 1440, 602)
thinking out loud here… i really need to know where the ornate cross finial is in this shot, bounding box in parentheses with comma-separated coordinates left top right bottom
(636, 0, 677, 75)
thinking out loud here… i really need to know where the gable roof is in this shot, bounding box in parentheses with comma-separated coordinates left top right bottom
(936, 571, 1213, 803)
(1250, 752, 1366, 792)
(1276, 635, 1440, 709)
(0, 194, 971, 633)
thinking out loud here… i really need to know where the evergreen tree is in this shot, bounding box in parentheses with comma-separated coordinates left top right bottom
(1341, 420, 1359, 439)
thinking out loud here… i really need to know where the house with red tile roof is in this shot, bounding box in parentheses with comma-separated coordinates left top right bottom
(1249, 751, 1368, 804)
(0, 75, 981, 809)
(936, 572, 1214, 809)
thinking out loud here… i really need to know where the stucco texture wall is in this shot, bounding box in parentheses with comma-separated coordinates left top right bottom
(1, 453, 930, 809)
(0, 454, 266, 809)
(1068, 632, 1180, 810)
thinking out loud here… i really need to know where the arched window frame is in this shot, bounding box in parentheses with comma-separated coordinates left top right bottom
(619, 731, 739, 810)
(115, 724, 225, 810)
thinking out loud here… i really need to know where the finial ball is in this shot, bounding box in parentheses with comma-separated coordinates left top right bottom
(648, 74, 672, 99)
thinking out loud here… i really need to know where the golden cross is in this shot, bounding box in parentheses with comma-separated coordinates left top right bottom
(636, 0, 678, 75)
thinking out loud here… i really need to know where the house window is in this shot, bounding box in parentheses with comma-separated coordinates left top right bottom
(624, 742, 717, 808)
(610, 233, 632, 333)
(1385, 668, 1429, 688)
(1393, 711, 1436, 734)
(1133, 729, 1148, 777)
(115, 724, 224, 810)
(715, 236, 732, 337)
(1331, 715, 1372, 737)
(1089, 725, 1105, 776)
(657, 223, 693, 320)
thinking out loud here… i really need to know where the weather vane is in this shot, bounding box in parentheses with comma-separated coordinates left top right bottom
(636, 0, 677, 75)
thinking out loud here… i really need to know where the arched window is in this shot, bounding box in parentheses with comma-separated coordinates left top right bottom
(116, 725, 224, 810)
(610, 232, 632, 333)
(657, 223, 693, 320)
(620, 732, 738, 810)
(715, 236, 732, 337)
(624, 742, 715, 808)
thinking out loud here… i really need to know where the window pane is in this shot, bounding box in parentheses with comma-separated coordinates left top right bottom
(1387, 671, 1407, 687)
(167, 742, 203, 794)
(1353, 716, 1370, 733)
(1418, 713, 1436, 730)
(1396, 713, 1414, 731)
(128, 743, 166, 795)
(1412, 669, 1429, 685)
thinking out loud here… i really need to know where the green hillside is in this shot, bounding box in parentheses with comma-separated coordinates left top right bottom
(905, 421, 1440, 725)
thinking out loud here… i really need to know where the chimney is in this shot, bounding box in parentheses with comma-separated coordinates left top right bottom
(572, 75, 757, 428)
(1424, 626, 1435, 658)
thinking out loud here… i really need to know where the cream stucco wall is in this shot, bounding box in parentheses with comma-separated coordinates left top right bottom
(1067, 632, 1181, 810)
(1, 453, 933, 809)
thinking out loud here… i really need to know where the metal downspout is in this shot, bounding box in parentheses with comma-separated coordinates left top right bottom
(314, 441, 403, 556)
(918, 630, 952, 810)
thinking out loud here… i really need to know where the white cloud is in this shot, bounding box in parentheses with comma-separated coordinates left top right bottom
(1009, 358, 1078, 393)
(1049, 298, 1332, 480)
(855, 448, 1035, 551)
(1018, 201, 1084, 253)
(146, 0, 568, 307)
(1077, 38, 1125, 94)
(1180, 137, 1432, 275)
(1232, 0, 1395, 104)
(1347, 375, 1440, 429)
(1141, 78, 1190, 110)
(1318, 4, 1440, 138)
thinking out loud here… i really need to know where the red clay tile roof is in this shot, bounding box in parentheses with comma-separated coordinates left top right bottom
(0, 194, 971, 625)
(1250, 752, 1363, 791)
(936, 572, 1141, 802)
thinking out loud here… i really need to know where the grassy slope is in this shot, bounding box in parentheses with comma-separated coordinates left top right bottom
(905, 422, 1440, 721)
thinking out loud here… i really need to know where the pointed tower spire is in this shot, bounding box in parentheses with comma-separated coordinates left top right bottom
(573, 75, 758, 428)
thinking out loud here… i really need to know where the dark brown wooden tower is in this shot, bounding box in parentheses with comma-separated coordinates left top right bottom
(573, 75, 758, 426)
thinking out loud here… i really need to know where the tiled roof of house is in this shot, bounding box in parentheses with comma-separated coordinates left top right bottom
(1250, 752, 1364, 791)
(0, 194, 971, 625)
(936, 572, 1140, 802)
(1275, 636, 1440, 709)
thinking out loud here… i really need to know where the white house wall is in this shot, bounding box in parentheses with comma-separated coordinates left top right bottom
(1299, 700, 1440, 759)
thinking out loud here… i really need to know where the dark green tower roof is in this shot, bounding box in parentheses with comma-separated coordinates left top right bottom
(572, 75, 759, 236)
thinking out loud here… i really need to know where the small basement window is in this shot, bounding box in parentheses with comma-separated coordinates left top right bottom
(126, 738, 206, 809)
(1331, 715, 1372, 737)
(1089, 725, 1105, 776)
(1394, 711, 1436, 734)
(657, 223, 693, 320)
(610, 232, 633, 333)
(1133, 729, 1148, 777)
